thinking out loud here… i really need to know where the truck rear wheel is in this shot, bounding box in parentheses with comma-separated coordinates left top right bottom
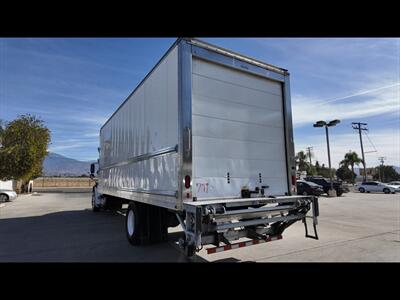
(186, 244, 196, 258)
(125, 201, 169, 246)
(126, 203, 141, 245)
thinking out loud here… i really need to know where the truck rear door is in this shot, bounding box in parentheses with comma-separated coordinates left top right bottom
(191, 57, 289, 199)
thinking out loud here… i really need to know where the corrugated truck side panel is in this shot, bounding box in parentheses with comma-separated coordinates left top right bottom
(98, 46, 179, 209)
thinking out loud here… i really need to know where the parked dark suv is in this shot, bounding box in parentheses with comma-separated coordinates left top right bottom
(304, 176, 346, 196)
(296, 180, 324, 196)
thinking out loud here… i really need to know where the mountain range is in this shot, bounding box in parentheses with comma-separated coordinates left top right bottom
(43, 152, 399, 177)
(43, 152, 95, 176)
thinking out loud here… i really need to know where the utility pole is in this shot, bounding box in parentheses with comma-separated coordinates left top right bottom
(325, 126, 333, 191)
(352, 122, 368, 182)
(378, 157, 386, 182)
(306, 146, 313, 166)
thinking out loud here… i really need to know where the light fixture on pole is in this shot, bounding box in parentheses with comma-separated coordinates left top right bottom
(313, 119, 340, 197)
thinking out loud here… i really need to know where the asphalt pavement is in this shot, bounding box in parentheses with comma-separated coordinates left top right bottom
(0, 191, 399, 262)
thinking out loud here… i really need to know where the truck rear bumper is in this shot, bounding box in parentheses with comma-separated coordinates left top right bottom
(180, 195, 319, 256)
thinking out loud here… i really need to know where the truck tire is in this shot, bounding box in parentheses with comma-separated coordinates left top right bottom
(359, 187, 365, 193)
(383, 188, 390, 194)
(186, 244, 196, 258)
(126, 203, 141, 245)
(337, 191, 343, 197)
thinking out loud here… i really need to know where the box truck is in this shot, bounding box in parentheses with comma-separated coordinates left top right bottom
(90, 38, 319, 257)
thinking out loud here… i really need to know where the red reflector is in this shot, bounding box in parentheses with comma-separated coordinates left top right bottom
(207, 248, 216, 254)
(292, 175, 296, 185)
(184, 175, 191, 189)
(206, 235, 284, 254)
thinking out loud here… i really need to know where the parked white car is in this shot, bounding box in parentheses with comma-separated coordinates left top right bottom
(356, 181, 399, 194)
(388, 181, 400, 189)
(0, 189, 17, 202)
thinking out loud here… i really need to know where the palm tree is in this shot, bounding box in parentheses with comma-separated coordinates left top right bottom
(295, 151, 309, 172)
(340, 151, 362, 183)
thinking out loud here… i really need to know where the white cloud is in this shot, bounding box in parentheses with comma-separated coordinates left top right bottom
(82, 132, 99, 137)
(74, 115, 108, 126)
(310, 83, 400, 106)
(295, 128, 400, 168)
(49, 140, 99, 152)
(292, 82, 400, 126)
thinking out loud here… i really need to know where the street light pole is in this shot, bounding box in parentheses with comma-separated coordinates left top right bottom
(313, 119, 340, 197)
(325, 125, 334, 192)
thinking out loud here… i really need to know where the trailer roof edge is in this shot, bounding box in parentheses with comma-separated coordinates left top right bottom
(185, 38, 288, 74)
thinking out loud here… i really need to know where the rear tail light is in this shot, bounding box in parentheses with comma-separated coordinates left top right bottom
(184, 175, 191, 189)
(291, 175, 297, 193)
(291, 175, 296, 186)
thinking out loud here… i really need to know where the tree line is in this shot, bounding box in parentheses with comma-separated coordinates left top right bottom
(296, 150, 400, 183)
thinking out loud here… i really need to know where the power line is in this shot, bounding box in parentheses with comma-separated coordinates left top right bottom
(364, 130, 378, 154)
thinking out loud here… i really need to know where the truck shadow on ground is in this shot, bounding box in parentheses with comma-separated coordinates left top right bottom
(0, 208, 208, 262)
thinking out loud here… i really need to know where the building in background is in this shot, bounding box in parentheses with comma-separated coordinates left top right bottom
(355, 168, 376, 182)
(0, 180, 33, 194)
(0, 180, 16, 190)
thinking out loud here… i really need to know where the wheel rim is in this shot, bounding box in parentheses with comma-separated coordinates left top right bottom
(0, 194, 7, 202)
(127, 209, 135, 236)
(303, 191, 308, 196)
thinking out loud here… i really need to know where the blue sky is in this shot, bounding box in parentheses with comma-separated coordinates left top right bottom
(0, 38, 399, 168)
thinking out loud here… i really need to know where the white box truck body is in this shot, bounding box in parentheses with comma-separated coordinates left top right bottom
(92, 38, 319, 257)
